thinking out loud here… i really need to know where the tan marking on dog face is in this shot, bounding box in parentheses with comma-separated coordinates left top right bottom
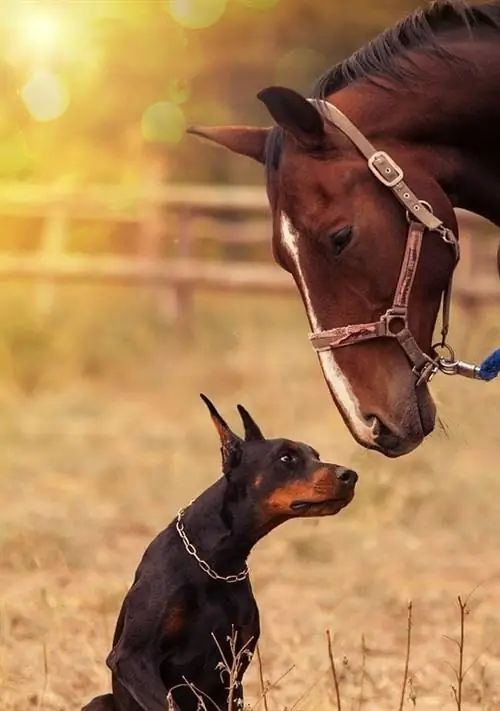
(263, 467, 341, 514)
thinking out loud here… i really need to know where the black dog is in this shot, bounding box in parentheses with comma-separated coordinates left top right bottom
(83, 395, 358, 711)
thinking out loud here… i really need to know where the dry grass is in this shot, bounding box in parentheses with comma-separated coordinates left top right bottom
(0, 288, 500, 711)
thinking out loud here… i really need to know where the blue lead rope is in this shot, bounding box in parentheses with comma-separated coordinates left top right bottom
(478, 349, 500, 381)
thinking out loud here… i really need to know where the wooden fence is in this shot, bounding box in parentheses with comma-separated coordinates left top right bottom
(0, 182, 497, 327)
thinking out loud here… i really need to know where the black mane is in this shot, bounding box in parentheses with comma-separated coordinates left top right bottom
(313, 0, 500, 97)
(265, 0, 500, 172)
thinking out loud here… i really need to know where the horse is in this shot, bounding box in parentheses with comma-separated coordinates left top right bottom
(188, 0, 500, 458)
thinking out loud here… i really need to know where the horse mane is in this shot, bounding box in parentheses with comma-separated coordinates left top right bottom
(265, 0, 500, 171)
(313, 0, 500, 97)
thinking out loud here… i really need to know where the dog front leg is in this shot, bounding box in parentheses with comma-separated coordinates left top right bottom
(109, 651, 169, 711)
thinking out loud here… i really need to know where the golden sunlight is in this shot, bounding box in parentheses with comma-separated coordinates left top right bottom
(167, 79, 191, 105)
(141, 102, 186, 144)
(236, 0, 279, 9)
(21, 70, 70, 122)
(275, 47, 324, 87)
(16, 9, 64, 58)
(168, 0, 227, 30)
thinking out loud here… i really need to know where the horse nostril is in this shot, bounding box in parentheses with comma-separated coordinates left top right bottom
(366, 414, 401, 451)
(365, 414, 381, 437)
(336, 468, 358, 486)
(366, 414, 394, 441)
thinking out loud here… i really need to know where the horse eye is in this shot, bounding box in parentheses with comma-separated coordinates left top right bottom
(330, 226, 353, 256)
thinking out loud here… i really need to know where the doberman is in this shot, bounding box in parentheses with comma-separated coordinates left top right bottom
(82, 395, 358, 711)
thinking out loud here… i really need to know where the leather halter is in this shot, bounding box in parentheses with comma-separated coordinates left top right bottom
(307, 99, 460, 386)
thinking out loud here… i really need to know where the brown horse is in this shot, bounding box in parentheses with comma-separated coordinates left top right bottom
(188, 0, 500, 458)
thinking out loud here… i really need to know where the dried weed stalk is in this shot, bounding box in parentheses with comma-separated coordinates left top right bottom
(166, 626, 254, 711)
(255, 644, 269, 711)
(354, 634, 367, 711)
(451, 596, 469, 711)
(326, 629, 342, 711)
(398, 601, 413, 711)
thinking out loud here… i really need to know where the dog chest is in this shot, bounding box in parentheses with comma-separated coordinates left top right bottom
(161, 583, 259, 686)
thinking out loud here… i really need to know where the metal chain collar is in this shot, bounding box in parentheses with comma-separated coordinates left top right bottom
(175, 500, 249, 584)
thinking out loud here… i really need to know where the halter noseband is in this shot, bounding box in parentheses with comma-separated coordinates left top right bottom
(306, 98, 464, 386)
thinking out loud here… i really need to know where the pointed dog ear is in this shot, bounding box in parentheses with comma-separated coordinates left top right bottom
(237, 404, 265, 442)
(200, 394, 243, 475)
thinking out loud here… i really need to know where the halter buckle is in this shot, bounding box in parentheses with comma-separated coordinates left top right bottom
(380, 307, 407, 335)
(368, 151, 404, 188)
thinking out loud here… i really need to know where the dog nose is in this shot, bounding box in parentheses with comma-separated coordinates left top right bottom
(336, 467, 358, 486)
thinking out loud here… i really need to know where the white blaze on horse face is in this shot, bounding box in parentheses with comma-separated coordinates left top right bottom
(279, 212, 376, 445)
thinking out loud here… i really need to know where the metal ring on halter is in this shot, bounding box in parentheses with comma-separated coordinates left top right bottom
(405, 200, 434, 225)
(437, 359, 460, 375)
(438, 225, 459, 246)
(431, 341, 458, 374)
(432, 341, 455, 362)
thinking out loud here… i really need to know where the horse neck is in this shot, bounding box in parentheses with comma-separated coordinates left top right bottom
(332, 38, 500, 225)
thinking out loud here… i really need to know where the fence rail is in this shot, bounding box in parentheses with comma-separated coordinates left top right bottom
(0, 183, 497, 325)
(0, 254, 293, 292)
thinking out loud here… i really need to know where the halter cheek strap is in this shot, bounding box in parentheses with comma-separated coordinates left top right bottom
(306, 98, 461, 385)
(309, 223, 438, 385)
(308, 99, 455, 238)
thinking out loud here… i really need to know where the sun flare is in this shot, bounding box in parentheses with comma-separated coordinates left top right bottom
(20, 11, 63, 57)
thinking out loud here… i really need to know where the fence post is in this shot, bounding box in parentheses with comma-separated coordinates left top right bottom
(454, 224, 484, 355)
(138, 147, 175, 322)
(173, 208, 194, 338)
(34, 194, 69, 319)
(458, 226, 477, 306)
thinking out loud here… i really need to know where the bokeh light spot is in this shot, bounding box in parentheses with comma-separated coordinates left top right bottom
(141, 102, 186, 144)
(236, 0, 278, 9)
(168, 0, 227, 29)
(21, 70, 70, 122)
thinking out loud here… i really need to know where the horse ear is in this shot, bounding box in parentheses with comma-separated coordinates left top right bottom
(186, 126, 269, 164)
(200, 394, 243, 475)
(237, 404, 265, 442)
(257, 86, 325, 144)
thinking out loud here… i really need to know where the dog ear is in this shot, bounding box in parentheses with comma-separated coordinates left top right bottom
(237, 404, 265, 441)
(200, 394, 243, 475)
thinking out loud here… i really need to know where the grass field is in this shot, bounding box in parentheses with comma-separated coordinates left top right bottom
(0, 287, 499, 711)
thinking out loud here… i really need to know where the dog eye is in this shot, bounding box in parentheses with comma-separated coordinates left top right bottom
(280, 453, 296, 464)
(330, 226, 353, 256)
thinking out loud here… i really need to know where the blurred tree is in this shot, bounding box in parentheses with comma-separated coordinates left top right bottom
(0, 0, 423, 185)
